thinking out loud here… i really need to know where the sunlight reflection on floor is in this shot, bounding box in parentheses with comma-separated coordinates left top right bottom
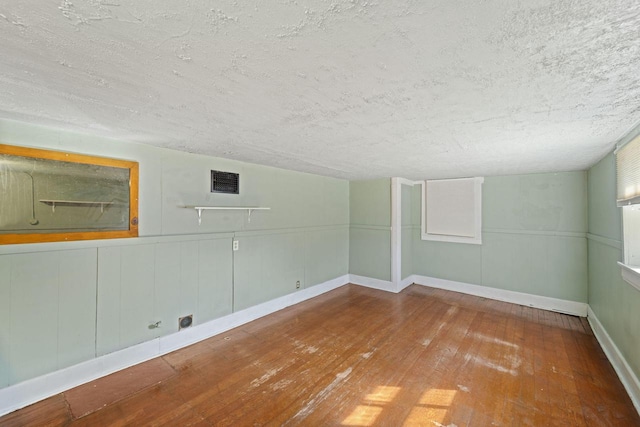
(343, 386, 401, 426)
(366, 386, 401, 403)
(342, 405, 384, 426)
(342, 386, 458, 426)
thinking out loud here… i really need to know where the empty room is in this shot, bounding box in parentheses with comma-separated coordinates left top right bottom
(1, 1, 640, 425)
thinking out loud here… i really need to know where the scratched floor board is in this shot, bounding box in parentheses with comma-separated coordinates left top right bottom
(2, 284, 639, 426)
(281, 298, 471, 425)
(266, 291, 448, 425)
(198, 288, 414, 425)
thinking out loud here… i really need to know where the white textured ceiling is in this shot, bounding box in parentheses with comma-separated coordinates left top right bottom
(1, 1, 639, 180)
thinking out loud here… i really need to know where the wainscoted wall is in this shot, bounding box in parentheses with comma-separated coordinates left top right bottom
(0, 248, 97, 386)
(587, 152, 640, 381)
(233, 227, 348, 311)
(2, 117, 638, 415)
(0, 119, 349, 392)
(96, 236, 233, 357)
(349, 179, 391, 282)
(413, 172, 588, 303)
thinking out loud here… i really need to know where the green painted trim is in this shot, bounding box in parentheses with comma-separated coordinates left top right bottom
(587, 233, 623, 250)
(0, 224, 352, 255)
(350, 224, 392, 231)
(0, 232, 236, 255)
(234, 224, 349, 237)
(483, 228, 586, 238)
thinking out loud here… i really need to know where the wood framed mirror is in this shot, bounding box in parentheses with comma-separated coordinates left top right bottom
(0, 144, 139, 244)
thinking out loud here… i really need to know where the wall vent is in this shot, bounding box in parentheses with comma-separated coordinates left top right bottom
(179, 315, 193, 330)
(211, 170, 239, 194)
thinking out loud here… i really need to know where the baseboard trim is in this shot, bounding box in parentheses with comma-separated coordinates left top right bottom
(349, 274, 396, 293)
(160, 274, 350, 354)
(399, 276, 414, 292)
(411, 275, 588, 317)
(0, 274, 351, 417)
(587, 306, 640, 415)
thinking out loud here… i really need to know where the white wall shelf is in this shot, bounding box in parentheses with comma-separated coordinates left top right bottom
(40, 199, 116, 213)
(183, 206, 270, 224)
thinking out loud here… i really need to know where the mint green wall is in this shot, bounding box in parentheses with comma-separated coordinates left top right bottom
(0, 249, 96, 385)
(349, 179, 391, 281)
(414, 239, 483, 284)
(0, 119, 349, 389)
(589, 153, 622, 240)
(232, 227, 348, 311)
(350, 179, 391, 226)
(161, 151, 349, 234)
(413, 172, 588, 302)
(96, 236, 233, 356)
(5, 116, 626, 394)
(588, 152, 640, 378)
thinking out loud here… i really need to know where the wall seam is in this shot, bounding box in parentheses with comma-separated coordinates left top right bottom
(94, 248, 99, 358)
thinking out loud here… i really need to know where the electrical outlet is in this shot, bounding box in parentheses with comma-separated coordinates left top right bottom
(296, 280, 300, 289)
(233, 240, 239, 251)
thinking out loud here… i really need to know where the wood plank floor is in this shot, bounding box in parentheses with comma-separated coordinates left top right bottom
(2, 284, 638, 426)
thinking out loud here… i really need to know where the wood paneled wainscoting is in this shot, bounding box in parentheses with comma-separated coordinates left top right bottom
(1, 284, 638, 426)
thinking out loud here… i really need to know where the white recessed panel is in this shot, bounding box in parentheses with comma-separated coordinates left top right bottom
(422, 177, 483, 245)
(426, 178, 476, 238)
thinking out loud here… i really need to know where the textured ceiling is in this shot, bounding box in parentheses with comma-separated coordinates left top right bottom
(1, 0, 639, 180)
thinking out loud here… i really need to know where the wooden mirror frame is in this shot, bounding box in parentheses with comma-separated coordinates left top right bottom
(0, 144, 139, 244)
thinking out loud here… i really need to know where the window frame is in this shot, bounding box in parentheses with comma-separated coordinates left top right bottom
(0, 144, 139, 245)
(615, 133, 640, 291)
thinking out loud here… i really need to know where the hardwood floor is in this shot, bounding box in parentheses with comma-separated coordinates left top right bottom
(1, 284, 638, 426)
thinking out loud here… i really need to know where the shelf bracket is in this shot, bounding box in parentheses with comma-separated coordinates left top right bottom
(51, 202, 55, 213)
(184, 206, 270, 225)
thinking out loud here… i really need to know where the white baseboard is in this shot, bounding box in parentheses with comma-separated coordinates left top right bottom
(399, 276, 414, 292)
(0, 274, 350, 417)
(411, 275, 588, 317)
(349, 274, 396, 293)
(587, 306, 640, 415)
(0, 340, 161, 419)
(160, 274, 349, 354)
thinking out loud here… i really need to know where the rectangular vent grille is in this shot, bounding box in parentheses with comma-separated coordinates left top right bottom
(211, 170, 239, 194)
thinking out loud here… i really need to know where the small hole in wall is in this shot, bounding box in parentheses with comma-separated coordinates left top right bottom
(179, 315, 193, 330)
